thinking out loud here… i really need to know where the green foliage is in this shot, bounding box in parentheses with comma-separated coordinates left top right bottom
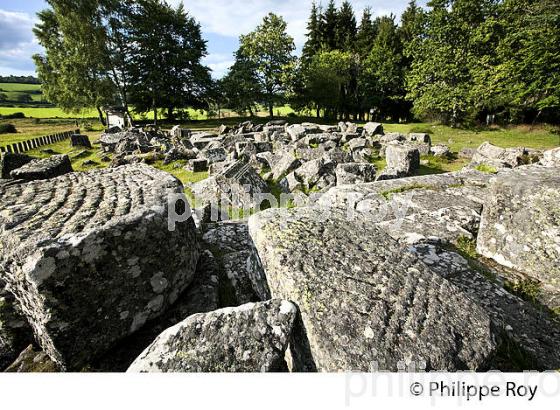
(220, 51, 262, 115)
(504, 279, 542, 306)
(237, 13, 296, 117)
(127, 0, 212, 123)
(304, 50, 357, 119)
(33, 0, 212, 124)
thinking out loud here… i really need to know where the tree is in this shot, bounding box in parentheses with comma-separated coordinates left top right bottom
(126, 0, 211, 124)
(238, 13, 296, 117)
(360, 16, 406, 120)
(220, 51, 262, 115)
(490, 0, 560, 123)
(0, 93, 8, 102)
(321, 0, 338, 50)
(33, 1, 121, 124)
(405, 0, 499, 125)
(16, 94, 33, 103)
(302, 1, 322, 64)
(356, 7, 378, 58)
(335, 1, 357, 51)
(305, 50, 357, 120)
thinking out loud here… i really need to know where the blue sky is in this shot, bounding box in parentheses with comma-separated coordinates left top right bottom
(0, 0, 425, 78)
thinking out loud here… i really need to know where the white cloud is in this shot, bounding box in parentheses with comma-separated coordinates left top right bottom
(171, 0, 419, 48)
(203, 53, 235, 78)
(0, 9, 41, 75)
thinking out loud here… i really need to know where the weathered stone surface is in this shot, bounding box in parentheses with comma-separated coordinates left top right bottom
(100, 131, 150, 153)
(10, 154, 73, 181)
(170, 125, 191, 139)
(318, 170, 492, 214)
(0, 164, 200, 370)
(363, 122, 383, 136)
(91, 249, 220, 371)
(0, 152, 34, 179)
(0, 282, 33, 370)
(202, 221, 268, 305)
(410, 244, 560, 370)
(271, 152, 301, 181)
(380, 133, 405, 144)
(70, 134, 92, 149)
(431, 144, 451, 157)
(335, 163, 376, 185)
(279, 172, 303, 193)
(4, 345, 59, 373)
(294, 158, 329, 189)
(163, 147, 197, 164)
(248, 207, 497, 371)
(385, 144, 420, 175)
(476, 166, 560, 309)
(201, 147, 227, 164)
(127, 299, 297, 373)
(469, 142, 530, 170)
(541, 147, 560, 167)
(190, 160, 270, 210)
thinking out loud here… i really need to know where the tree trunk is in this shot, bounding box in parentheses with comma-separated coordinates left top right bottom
(268, 101, 274, 118)
(316, 105, 320, 118)
(96, 106, 107, 126)
(153, 96, 158, 127)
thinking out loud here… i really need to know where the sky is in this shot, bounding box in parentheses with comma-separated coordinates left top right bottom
(0, 0, 426, 78)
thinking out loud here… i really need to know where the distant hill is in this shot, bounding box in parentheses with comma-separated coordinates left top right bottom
(0, 75, 40, 85)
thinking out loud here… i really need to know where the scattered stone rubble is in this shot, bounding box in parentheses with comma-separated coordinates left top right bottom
(0, 120, 559, 373)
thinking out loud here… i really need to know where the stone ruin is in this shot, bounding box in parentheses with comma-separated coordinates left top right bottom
(0, 119, 559, 372)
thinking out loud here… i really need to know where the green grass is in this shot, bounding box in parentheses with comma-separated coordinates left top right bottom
(0, 82, 43, 103)
(474, 163, 498, 174)
(0, 118, 94, 146)
(419, 154, 469, 175)
(446, 236, 498, 282)
(0, 106, 98, 119)
(383, 122, 559, 151)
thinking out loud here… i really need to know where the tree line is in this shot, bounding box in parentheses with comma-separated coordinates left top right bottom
(221, 0, 559, 125)
(35, 0, 559, 126)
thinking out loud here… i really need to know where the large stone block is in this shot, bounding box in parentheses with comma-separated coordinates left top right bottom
(248, 207, 497, 372)
(477, 166, 560, 308)
(0, 164, 200, 370)
(385, 144, 420, 175)
(127, 299, 297, 372)
(10, 154, 73, 181)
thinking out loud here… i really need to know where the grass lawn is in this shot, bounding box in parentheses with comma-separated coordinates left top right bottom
(383, 122, 560, 151)
(0, 82, 43, 103)
(0, 118, 92, 146)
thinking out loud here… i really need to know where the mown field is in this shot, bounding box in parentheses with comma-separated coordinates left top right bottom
(0, 83, 43, 103)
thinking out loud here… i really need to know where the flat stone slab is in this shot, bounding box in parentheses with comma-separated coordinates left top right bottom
(127, 299, 297, 372)
(477, 166, 560, 310)
(248, 207, 498, 372)
(10, 155, 73, 181)
(0, 164, 199, 370)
